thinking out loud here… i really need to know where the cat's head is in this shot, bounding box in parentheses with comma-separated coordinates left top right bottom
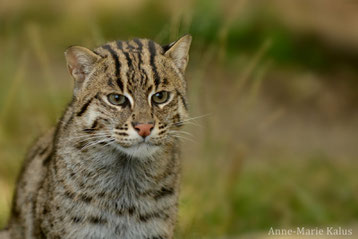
(64, 35, 191, 158)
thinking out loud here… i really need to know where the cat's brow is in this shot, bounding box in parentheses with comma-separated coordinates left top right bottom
(148, 40, 161, 88)
(102, 44, 124, 92)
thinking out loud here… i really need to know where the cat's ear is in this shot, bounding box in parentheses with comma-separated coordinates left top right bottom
(163, 35, 192, 74)
(65, 46, 101, 94)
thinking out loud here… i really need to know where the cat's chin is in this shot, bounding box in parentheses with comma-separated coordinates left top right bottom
(112, 142, 160, 159)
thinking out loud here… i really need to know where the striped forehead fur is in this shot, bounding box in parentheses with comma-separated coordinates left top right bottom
(94, 39, 170, 91)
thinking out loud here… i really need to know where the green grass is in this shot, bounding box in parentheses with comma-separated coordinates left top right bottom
(176, 155, 358, 238)
(1, 0, 358, 237)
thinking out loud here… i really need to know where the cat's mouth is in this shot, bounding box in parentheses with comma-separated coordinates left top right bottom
(113, 132, 165, 147)
(112, 140, 160, 158)
(114, 137, 155, 147)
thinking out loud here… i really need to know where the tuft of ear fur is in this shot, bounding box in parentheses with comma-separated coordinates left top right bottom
(164, 35, 192, 74)
(64, 46, 101, 94)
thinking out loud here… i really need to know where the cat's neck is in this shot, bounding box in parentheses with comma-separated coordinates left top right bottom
(55, 137, 173, 190)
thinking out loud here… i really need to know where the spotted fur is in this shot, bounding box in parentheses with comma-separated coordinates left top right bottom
(3, 35, 192, 239)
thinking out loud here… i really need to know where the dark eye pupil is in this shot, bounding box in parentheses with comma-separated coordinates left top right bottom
(108, 93, 126, 106)
(152, 91, 169, 104)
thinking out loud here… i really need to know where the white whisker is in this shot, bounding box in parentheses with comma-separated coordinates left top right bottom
(170, 130, 194, 137)
(80, 137, 112, 151)
(67, 133, 112, 141)
(169, 133, 196, 143)
(167, 113, 211, 128)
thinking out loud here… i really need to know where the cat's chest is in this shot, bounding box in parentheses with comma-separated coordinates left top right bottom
(48, 149, 175, 238)
(63, 213, 169, 239)
(60, 148, 158, 189)
(54, 153, 166, 214)
(54, 195, 170, 239)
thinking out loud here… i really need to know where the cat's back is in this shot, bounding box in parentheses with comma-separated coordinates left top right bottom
(8, 128, 55, 238)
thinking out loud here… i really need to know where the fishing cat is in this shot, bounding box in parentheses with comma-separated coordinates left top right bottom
(0, 35, 191, 239)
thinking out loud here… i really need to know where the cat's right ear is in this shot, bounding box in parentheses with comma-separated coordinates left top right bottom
(65, 46, 101, 95)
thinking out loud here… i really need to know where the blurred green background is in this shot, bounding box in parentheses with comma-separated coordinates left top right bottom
(1, 0, 358, 238)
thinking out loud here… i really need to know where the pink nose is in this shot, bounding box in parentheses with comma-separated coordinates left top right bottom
(133, 123, 154, 137)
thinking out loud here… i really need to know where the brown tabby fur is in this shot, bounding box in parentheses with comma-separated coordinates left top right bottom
(0, 35, 192, 239)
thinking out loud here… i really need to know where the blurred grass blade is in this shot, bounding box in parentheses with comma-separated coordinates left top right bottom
(0, 51, 28, 138)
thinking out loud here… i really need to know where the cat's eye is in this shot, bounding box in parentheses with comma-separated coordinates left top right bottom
(152, 91, 169, 105)
(108, 93, 128, 106)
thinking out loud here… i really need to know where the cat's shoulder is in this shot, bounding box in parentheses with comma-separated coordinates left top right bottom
(24, 128, 56, 167)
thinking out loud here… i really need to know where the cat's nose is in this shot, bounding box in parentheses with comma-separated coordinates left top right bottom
(132, 122, 154, 138)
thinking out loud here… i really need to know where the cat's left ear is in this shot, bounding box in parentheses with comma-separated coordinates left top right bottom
(65, 46, 101, 94)
(163, 35, 192, 74)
